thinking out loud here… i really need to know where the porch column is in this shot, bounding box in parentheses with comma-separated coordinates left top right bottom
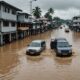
(0, 34, 3, 45)
(16, 31, 18, 40)
(9, 33, 12, 42)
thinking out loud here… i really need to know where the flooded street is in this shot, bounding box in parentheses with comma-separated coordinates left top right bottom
(0, 26, 80, 80)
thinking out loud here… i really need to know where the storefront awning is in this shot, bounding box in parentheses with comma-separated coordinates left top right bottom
(18, 27, 29, 31)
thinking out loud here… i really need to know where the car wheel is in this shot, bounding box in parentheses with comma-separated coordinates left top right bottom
(26, 52, 30, 55)
(56, 52, 59, 56)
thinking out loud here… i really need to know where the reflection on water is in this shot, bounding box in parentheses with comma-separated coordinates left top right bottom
(0, 53, 19, 74)
(0, 26, 80, 80)
(54, 57, 72, 65)
(27, 55, 43, 62)
(0, 50, 20, 80)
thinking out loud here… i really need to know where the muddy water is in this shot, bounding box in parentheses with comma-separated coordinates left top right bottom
(0, 26, 80, 80)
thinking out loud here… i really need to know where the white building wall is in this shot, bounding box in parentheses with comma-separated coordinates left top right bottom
(0, 5, 17, 21)
(72, 17, 80, 27)
(17, 15, 24, 22)
(73, 20, 80, 23)
(0, 5, 17, 33)
(1, 21, 17, 33)
(1, 12, 17, 21)
(18, 14, 32, 23)
(24, 18, 32, 23)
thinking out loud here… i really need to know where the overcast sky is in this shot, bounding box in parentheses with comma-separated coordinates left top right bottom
(3, 0, 80, 19)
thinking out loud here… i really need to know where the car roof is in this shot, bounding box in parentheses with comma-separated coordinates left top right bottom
(56, 38, 67, 42)
(32, 40, 45, 43)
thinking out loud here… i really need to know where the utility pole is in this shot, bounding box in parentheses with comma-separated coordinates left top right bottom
(30, 0, 37, 16)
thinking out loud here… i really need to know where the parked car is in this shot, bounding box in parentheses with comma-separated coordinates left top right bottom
(65, 28, 69, 32)
(26, 40, 46, 56)
(50, 38, 72, 56)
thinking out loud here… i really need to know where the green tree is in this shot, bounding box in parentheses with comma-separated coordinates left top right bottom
(44, 8, 54, 21)
(48, 8, 54, 14)
(32, 6, 42, 19)
(44, 12, 52, 21)
(53, 17, 60, 21)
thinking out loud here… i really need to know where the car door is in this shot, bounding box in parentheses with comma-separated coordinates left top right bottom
(41, 41, 46, 50)
(50, 40, 55, 49)
(53, 40, 57, 49)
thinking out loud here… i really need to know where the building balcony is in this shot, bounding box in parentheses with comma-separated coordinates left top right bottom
(72, 24, 80, 27)
(17, 18, 32, 23)
(18, 27, 29, 31)
(24, 19, 32, 23)
(1, 27, 17, 33)
(0, 11, 17, 21)
(73, 20, 80, 22)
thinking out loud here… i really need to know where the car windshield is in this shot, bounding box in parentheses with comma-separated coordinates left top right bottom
(57, 42, 69, 47)
(30, 42, 41, 47)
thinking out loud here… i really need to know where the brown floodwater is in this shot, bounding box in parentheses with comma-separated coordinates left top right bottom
(0, 25, 80, 80)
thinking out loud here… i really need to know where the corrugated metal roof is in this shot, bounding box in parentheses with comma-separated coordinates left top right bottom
(0, 1, 22, 11)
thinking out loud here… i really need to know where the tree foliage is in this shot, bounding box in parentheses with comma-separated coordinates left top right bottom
(48, 8, 54, 14)
(33, 6, 42, 19)
(44, 8, 54, 21)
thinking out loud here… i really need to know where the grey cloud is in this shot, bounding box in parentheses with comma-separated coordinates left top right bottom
(34, 0, 80, 10)
(3, 0, 80, 19)
(4, 0, 80, 11)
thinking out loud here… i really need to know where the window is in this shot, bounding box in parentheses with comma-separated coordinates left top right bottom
(41, 42, 46, 47)
(3, 7, 10, 13)
(30, 42, 41, 47)
(74, 22, 77, 24)
(4, 7, 7, 12)
(12, 10, 16, 15)
(7, 8, 10, 13)
(11, 22, 16, 27)
(25, 15, 28, 19)
(3, 21, 9, 27)
(57, 42, 69, 47)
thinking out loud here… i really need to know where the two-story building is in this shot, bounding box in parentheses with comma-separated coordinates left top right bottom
(0, 1, 21, 45)
(17, 12, 32, 39)
(31, 19, 42, 35)
(72, 16, 80, 32)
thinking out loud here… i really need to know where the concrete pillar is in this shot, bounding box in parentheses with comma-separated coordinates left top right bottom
(9, 33, 12, 42)
(28, 30, 29, 36)
(0, 34, 3, 45)
(16, 31, 18, 40)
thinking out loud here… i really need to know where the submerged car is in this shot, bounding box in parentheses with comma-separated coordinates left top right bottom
(50, 38, 72, 56)
(26, 40, 46, 56)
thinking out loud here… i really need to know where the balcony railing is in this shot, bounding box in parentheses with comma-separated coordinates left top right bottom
(73, 20, 80, 22)
(0, 11, 17, 21)
(1, 27, 17, 32)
